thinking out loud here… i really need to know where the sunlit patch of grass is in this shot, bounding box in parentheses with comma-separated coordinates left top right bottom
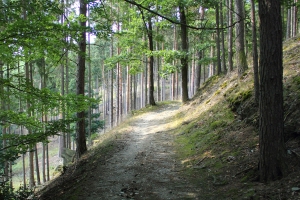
(130, 100, 178, 116)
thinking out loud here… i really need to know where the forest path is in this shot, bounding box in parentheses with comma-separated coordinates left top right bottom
(75, 102, 199, 200)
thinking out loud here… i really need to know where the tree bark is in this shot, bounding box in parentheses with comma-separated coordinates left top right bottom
(258, 0, 288, 182)
(220, 1, 227, 73)
(179, 4, 189, 103)
(216, 4, 221, 75)
(235, 0, 248, 78)
(76, 0, 87, 157)
(0, 62, 8, 183)
(286, 8, 291, 39)
(250, 0, 259, 104)
(147, 17, 156, 106)
(227, 0, 234, 72)
(34, 144, 41, 185)
(195, 50, 202, 91)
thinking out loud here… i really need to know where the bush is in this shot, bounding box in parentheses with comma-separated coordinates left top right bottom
(0, 180, 37, 200)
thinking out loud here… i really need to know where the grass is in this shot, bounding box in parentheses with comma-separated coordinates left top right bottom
(165, 65, 262, 199)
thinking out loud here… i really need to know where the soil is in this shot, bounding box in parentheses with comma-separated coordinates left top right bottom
(38, 102, 201, 200)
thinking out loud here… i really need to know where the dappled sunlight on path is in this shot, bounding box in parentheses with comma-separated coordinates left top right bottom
(76, 102, 200, 200)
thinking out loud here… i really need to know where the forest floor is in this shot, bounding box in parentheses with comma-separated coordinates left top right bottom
(38, 102, 202, 200)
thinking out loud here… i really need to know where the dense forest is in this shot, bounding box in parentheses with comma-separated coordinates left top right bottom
(0, 0, 299, 198)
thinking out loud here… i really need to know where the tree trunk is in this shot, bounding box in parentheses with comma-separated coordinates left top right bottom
(148, 17, 156, 106)
(117, 9, 122, 123)
(235, 0, 248, 78)
(156, 22, 161, 102)
(286, 8, 291, 39)
(191, 54, 196, 96)
(127, 65, 131, 113)
(195, 50, 202, 91)
(258, 0, 288, 182)
(292, 0, 297, 37)
(179, 4, 189, 102)
(144, 55, 148, 106)
(34, 144, 41, 185)
(87, 11, 92, 145)
(216, 4, 221, 75)
(133, 74, 137, 110)
(209, 38, 215, 77)
(227, 0, 234, 72)
(250, 0, 259, 104)
(59, 4, 65, 157)
(76, 0, 87, 157)
(220, 1, 227, 73)
(110, 56, 114, 128)
(0, 62, 8, 183)
(26, 61, 35, 188)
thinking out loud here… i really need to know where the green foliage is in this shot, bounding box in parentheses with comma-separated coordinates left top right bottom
(159, 63, 178, 78)
(151, 50, 187, 63)
(85, 103, 105, 135)
(0, 73, 97, 164)
(0, 182, 37, 200)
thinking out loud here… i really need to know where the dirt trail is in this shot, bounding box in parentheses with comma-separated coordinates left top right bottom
(56, 103, 200, 199)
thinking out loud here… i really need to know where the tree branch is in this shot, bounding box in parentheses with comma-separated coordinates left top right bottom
(122, 0, 243, 31)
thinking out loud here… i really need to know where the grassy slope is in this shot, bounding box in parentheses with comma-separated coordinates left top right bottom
(171, 35, 300, 199)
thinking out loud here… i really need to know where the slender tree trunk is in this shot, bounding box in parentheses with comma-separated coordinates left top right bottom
(258, 0, 288, 182)
(133, 74, 137, 110)
(176, 71, 179, 99)
(179, 4, 189, 102)
(220, 1, 227, 73)
(116, 7, 122, 124)
(46, 133, 50, 181)
(156, 21, 161, 102)
(156, 49, 161, 102)
(76, 0, 87, 157)
(22, 138, 26, 186)
(209, 38, 215, 77)
(227, 0, 234, 72)
(161, 42, 165, 101)
(286, 8, 291, 39)
(144, 55, 148, 106)
(172, 26, 177, 100)
(26, 61, 35, 188)
(17, 60, 27, 187)
(42, 124, 46, 183)
(195, 50, 202, 91)
(127, 65, 131, 113)
(0, 62, 8, 183)
(291, 3, 295, 37)
(117, 64, 120, 124)
(87, 8, 92, 145)
(216, 4, 221, 75)
(110, 43, 114, 128)
(293, 0, 297, 37)
(235, 0, 248, 78)
(66, 0, 71, 150)
(6, 65, 12, 188)
(59, 2, 65, 156)
(147, 17, 156, 106)
(191, 54, 195, 96)
(141, 70, 144, 108)
(250, 0, 259, 104)
(34, 144, 41, 185)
